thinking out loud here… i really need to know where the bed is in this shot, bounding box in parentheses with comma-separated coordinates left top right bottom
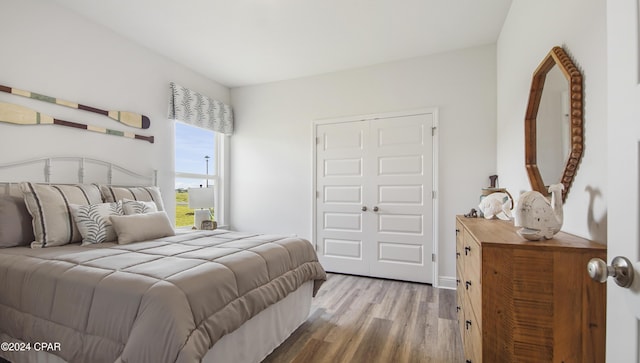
(0, 157, 326, 363)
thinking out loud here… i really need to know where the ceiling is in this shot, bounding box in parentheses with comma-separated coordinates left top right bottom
(52, 0, 512, 88)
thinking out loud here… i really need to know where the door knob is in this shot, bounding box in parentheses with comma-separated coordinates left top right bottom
(587, 256, 635, 288)
(373, 206, 379, 212)
(361, 206, 367, 212)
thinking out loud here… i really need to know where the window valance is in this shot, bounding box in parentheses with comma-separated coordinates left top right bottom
(168, 82, 233, 135)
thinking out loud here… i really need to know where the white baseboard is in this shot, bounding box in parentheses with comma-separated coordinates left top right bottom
(438, 276, 457, 290)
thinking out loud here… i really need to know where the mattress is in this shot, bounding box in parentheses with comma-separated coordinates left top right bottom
(0, 230, 326, 363)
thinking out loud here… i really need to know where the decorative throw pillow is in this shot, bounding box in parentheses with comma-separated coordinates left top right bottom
(20, 183, 103, 248)
(121, 199, 158, 215)
(110, 211, 175, 244)
(99, 185, 165, 211)
(70, 202, 123, 245)
(0, 195, 35, 247)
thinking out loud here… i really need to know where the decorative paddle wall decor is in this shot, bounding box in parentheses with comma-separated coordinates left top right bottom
(0, 83, 150, 129)
(0, 102, 154, 143)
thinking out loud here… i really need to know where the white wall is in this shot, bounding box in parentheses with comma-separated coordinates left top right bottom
(0, 0, 230, 221)
(230, 45, 497, 285)
(497, 0, 607, 243)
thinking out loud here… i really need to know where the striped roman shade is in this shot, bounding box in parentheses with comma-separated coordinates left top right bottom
(20, 183, 103, 248)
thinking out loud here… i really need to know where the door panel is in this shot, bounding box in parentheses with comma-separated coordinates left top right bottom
(323, 212, 361, 231)
(378, 185, 423, 204)
(316, 113, 434, 283)
(377, 124, 424, 147)
(378, 213, 423, 234)
(378, 155, 423, 175)
(378, 242, 423, 264)
(323, 185, 362, 204)
(323, 158, 362, 177)
(323, 127, 364, 150)
(324, 238, 362, 259)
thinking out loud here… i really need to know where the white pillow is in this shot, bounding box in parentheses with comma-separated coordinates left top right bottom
(110, 212, 175, 244)
(70, 202, 123, 246)
(122, 199, 158, 215)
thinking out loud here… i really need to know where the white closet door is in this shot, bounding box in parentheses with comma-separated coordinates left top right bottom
(316, 121, 370, 275)
(315, 113, 434, 283)
(368, 114, 433, 283)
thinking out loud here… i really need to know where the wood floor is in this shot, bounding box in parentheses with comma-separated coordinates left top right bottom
(262, 273, 464, 363)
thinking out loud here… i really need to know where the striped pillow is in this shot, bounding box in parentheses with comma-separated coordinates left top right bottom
(20, 183, 103, 248)
(99, 185, 165, 211)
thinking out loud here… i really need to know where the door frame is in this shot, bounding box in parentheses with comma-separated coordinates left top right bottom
(311, 107, 440, 286)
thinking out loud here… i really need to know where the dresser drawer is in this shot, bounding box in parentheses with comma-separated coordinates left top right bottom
(463, 307, 482, 363)
(462, 232, 481, 282)
(456, 286, 466, 349)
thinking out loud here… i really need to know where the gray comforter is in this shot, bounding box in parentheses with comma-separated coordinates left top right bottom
(0, 230, 326, 363)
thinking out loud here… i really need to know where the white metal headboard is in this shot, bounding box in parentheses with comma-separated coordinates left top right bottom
(0, 157, 157, 187)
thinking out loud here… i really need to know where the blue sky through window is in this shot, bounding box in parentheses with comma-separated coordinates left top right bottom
(175, 122, 216, 190)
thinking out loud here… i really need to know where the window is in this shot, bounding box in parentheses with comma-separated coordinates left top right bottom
(175, 121, 220, 227)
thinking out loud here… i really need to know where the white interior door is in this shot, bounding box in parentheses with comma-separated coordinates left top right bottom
(315, 121, 369, 276)
(368, 115, 433, 283)
(606, 0, 640, 361)
(315, 111, 434, 284)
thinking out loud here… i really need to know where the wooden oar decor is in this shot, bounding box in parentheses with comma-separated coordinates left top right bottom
(0, 84, 150, 129)
(0, 102, 154, 143)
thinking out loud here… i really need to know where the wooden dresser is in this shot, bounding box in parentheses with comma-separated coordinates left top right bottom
(455, 215, 606, 363)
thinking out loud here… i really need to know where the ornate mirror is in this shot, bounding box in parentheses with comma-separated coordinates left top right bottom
(525, 46, 583, 202)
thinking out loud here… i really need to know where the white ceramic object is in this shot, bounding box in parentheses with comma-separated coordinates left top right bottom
(478, 192, 512, 221)
(513, 184, 564, 240)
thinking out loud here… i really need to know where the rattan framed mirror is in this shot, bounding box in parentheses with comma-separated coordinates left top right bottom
(525, 46, 583, 202)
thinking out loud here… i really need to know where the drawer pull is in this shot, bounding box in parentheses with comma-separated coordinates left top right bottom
(456, 228, 460, 235)
(456, 252, 461, 258)
(465, 246, 471, 255)
(465, 281, 472, 290)
(456, 306, 461, 312)
(456, 279, 460, 286)
(465, 320, 472, 330)
(466, 360, 472, 363)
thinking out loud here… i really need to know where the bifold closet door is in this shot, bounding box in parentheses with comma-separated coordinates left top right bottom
(315, 113, 433, 283)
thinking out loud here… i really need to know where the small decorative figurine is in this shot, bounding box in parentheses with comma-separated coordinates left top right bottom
(200, 220, 217, 230)
(478, 192, 512, 220)
(464, 208, 478, 218)
(514, 184, 564, 240)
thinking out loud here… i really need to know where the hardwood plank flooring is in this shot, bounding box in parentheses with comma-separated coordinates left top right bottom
(262, 273, 464, 363)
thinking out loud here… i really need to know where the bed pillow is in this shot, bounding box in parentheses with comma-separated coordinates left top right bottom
(0, 195, 35, 247)
(99, 185, 165, 211)
(20, 182, 103, 248)
(70, 202, 123, 246)
(110, 211, 175, 245)
(122, 199, 158, 215)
